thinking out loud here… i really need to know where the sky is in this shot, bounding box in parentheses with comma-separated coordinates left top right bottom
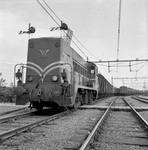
(0, 0, 148, 90)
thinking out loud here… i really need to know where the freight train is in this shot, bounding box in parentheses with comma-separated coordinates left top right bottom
(118, 86, 142, 96)
(14, 28, 114, 110)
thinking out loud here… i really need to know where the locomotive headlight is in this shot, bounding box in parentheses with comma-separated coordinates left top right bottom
(27, 75, 33, 82)
(52, 75, 58, 82)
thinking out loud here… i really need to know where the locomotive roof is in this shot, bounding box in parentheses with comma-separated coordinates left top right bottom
(29, 37, 61, 40)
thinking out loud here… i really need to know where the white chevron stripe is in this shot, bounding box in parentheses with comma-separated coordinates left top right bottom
(43, 65, 63, 81)
(27, 66, 42, 76)
(27, 61, 64, 73)
(27, 62, 43, 72)
(43, 61, 63, 72)
(26, 61, 68, 81)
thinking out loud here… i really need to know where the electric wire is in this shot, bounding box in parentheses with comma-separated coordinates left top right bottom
(40, 0, 100, 60)
(137, 62, 148, 71)
(42, 0, 61, 22)
(97, 61, 146, 67)
(114, 61, 146, 67)
(37, 0, 148, 68)
(37, 0, 88, 58)
(138, 52, 148, 59)
(71, 39, 88, 58)
(72, 35, 100, 60)
(36, 0, 60, 27)
(36, 0, 148, 89)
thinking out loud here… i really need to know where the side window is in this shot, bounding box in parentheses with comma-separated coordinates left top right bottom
(76, 64, 78, 72)
(78, 65, 80, 73)
(80, 67, 82, 75)
(73, 62, 76, 71)
(84, 70, 87, 77)
(81, 67, 83, 75)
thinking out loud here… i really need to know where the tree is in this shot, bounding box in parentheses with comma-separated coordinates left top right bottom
(0, 73, 7, 88)
(0, 74, 15, 102)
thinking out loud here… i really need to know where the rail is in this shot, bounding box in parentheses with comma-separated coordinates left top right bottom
(131, 96, 148, 104)
(0, 107, 27, 116)
(0, 110, 37, 123)
(123, 97, 148, 128)
(78, 97, 148, 149)
(0, 110, 69, 142)
(79, 97, 116, 150)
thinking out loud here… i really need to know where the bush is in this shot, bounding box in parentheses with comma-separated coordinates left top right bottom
(0, 74, 16, 102)
(0, 83, 16, 103)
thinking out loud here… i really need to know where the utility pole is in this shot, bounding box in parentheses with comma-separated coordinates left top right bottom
(117, 0, 122, 61)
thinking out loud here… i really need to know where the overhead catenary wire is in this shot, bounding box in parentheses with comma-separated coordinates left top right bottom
(37, 0, 100, 60)
(137, 62, 148, 71)
(39, 0, 115, 83)
(97, 61, 146, 68)
(138, 52, 148, 59)
(36, 0, 88, 58)
(42, 0, 100, 60)
(36, 0, 60, 27)
(36, 0, 147, 89)
(42, 0, 61, 22)
(72, 35, 100, 60)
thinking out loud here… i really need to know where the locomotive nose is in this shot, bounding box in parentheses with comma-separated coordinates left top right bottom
(52, 86, 62, 96)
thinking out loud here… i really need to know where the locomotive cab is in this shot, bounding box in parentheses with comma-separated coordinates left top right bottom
(14, 37, 73, 110)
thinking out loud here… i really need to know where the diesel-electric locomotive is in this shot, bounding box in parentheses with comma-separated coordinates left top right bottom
(14, 34, 100, 110)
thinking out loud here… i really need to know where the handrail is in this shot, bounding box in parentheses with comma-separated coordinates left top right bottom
(14, 63, 27, 87)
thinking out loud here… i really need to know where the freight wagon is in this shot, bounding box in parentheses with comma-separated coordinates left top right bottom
(97, 74, 114, 98)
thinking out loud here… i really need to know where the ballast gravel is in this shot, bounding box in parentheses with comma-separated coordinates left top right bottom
(91, 111, 148, 150)
(139, 111, 148, 122)
(126, 97, 148, 107)
(0, 103, 28, 115)
(93, 97, 114, 106)
(0, 109, 102, 150)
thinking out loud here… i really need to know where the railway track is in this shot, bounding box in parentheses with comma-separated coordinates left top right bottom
(0, 110, 37, 123)
(131, 96, 148, 104)
(1, 96, 148, 149)
(0, 109, 71, 142)
(0, 107, 28, 116)
(136, 96, 148, 101)
(76, 97, 148, 150)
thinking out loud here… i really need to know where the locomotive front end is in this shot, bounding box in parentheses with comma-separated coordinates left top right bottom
(14, 37, 71, 110)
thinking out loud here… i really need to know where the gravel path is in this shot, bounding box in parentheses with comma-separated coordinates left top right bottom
(0, 109, 102, 150)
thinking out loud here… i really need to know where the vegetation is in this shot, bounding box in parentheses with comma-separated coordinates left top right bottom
(0, 73, 16, 102)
